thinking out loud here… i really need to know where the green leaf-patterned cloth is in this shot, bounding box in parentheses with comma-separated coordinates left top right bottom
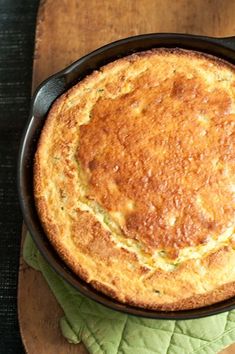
(23, 233, 235, 353)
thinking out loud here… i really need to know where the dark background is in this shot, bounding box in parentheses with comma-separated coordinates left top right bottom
(0, 1, 39, 353)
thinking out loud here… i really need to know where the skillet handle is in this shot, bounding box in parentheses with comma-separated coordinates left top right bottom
(216, 36, 235, 51)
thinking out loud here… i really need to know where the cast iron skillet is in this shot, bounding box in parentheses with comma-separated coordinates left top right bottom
(18, 33, 235, 319)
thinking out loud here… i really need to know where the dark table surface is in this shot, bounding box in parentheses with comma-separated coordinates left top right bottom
(0, 1, 39, 353)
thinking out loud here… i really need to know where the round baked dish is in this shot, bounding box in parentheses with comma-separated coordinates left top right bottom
(34, 48, 235, 311)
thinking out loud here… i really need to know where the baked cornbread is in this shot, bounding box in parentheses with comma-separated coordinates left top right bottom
(34, 48, 235, 310)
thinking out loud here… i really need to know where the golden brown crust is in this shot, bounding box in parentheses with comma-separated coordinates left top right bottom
(34, 48, 235, 310)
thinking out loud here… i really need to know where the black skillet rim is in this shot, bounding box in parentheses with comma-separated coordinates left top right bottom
(18, 33, 235, 319)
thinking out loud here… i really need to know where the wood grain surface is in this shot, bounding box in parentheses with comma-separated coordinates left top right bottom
(18, 0, 235, 353)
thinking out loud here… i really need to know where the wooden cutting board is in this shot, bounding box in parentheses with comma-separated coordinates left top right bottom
(18, 0, 235, 353)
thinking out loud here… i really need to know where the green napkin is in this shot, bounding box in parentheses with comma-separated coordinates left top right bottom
(23, 233, 235, 354)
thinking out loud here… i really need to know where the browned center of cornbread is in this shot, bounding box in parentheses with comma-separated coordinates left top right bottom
(78, 70, 234, 258)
